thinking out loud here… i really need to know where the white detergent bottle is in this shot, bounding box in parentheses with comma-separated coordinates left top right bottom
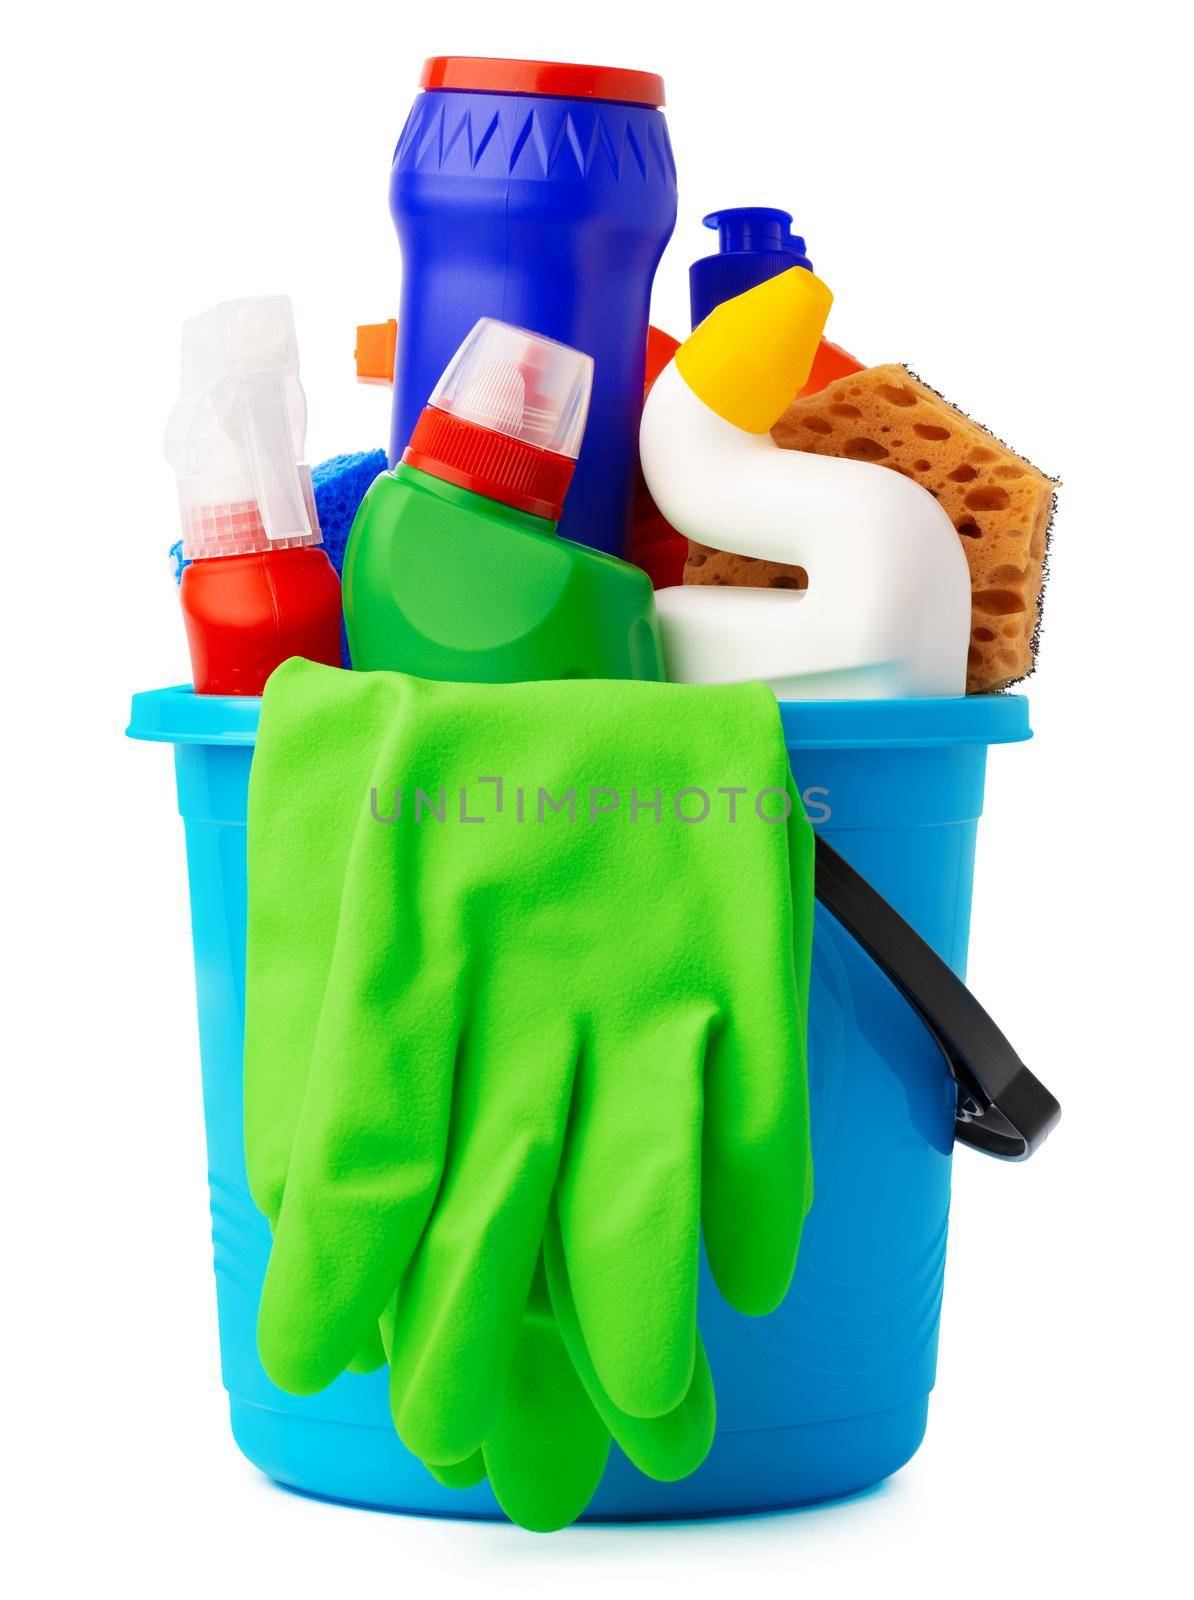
(640, 268, 971, 698)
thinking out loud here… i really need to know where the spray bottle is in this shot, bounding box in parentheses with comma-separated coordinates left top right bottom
(165, 297, 342, 695)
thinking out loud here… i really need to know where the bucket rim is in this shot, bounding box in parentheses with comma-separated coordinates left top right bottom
(127, 683, 1031, 751)
(779, 693, 1029, 750)
(127, 684, 261, 746)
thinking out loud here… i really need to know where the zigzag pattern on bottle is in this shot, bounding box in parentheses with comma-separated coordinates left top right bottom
(393, 98, 676, 184)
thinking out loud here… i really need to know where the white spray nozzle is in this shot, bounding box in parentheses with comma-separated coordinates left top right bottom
(165, 296, 322, 560)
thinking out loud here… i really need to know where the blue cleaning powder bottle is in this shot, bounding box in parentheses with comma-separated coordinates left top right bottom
(387, 56, 678, 558)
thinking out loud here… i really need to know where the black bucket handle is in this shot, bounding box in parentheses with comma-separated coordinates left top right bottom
(814, 836, 1060, 1160)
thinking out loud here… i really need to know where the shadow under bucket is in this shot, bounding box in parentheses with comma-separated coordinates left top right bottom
(128, 686, 1031, 1519)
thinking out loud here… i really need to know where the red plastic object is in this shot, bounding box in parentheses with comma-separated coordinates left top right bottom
(628, 328, 687, 587)
(180, 546, 343, 695)
(804, 338, 865, 394)
(404, 407, 575, 522)
(419, 56, 665, 108)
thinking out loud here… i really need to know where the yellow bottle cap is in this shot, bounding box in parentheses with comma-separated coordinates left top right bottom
(674, 267, 834, 434)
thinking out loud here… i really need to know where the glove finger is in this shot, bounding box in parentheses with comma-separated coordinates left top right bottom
(379, 1288, 398, 1364)
(483, 1259, 610, 1532)
(402, 1294, 489, 1493)
(424, 1451, 487, 1490)
(702, 780, 815, 1316)
(257, 948, 462, 1395)
(387, 1013, 578, 1465)
(346, 1323, 387, 1375)
(555, 1012, 708, 1419)
(543, 1201, 714, 1481)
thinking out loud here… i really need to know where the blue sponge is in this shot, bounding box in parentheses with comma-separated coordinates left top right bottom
(169, 448, 387, 667)
(310, 449, 388, 578)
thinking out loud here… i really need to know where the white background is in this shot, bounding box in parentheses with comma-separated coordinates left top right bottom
(4, 1, 1191, 1594)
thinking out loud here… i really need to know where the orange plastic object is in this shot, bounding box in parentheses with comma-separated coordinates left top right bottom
(802, 337, 864, 395)
(355, 320, 398, 386)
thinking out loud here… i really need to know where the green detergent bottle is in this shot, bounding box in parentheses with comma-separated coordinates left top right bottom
(344, 319, 663, 683)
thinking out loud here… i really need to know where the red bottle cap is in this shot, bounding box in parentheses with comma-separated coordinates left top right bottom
(404, 409, 576, 522)
(402, 318, 594, 523)
(419, 56, 665, 109)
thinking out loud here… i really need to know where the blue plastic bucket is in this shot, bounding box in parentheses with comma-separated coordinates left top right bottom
(128, 685, 1029, 1519)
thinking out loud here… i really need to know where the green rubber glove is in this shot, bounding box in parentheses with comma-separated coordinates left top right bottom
(241, 656, 712, 1528)
(375, 1266, 610, 1530)
(542, 1205, 718, 1483)
(384, 1243, 717, 1529)
(480, 1259, 610, 1531)
(245, 661, 813, 1521)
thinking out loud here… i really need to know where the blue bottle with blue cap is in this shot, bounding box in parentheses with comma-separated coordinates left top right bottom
(688, 206, 862, 393)
(690, 207, 814, 326)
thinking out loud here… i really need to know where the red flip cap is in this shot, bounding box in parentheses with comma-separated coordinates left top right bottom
(420, 56, 665, 108)
(403, 318, 594, 524)
(404, 409, 576, 523)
